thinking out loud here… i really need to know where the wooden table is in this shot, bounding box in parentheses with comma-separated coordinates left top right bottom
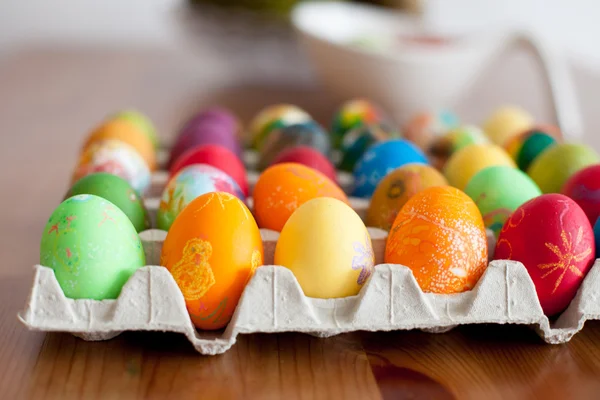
(2, 40, 600, 399)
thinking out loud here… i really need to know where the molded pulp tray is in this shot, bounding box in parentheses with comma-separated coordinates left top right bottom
(18, 150, 600, 355)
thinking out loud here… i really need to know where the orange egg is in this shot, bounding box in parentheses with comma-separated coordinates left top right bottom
(83, 119, 157, 170)
(366, 164, 448, 231)
(253, 163, 349, 231)
(160, 192, 263, 330)
(385, 186, 488, 294)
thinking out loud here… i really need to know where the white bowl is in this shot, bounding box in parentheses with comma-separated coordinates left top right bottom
(291, 1, 582, 137)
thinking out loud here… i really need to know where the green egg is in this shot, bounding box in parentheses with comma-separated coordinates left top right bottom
(527, 143, 600, 193)
(113, 109, 159, 149)
(40, 194, 146, 299)
(465, 166, 542, 235)
(68, 173, 151, 232)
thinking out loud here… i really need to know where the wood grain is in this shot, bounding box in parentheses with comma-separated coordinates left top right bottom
(3, 42, 600, 399)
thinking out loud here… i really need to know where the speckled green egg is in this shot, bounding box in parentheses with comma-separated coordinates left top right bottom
(465, 166, 542, 235)
(67, 173, 151, 233)
(527, 143, 600, 193)
(40, 194, 146, 300)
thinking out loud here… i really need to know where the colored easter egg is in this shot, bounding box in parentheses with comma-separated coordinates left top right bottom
(257, 121, 331, 170)
(464, 166, 542, 235)
(270, 145, 337, 183)
(157, 164, 245, 231)
(73, 139, 151, 194)
(594, 218, 600, 258)
(385, 186, 488, 294)
(331, 98, 392, 148)
(161, 192, 263, 330)
(275, 197, 374, 298)
(84, 119, 157, 170)
(527, 143, 600, 194)
(68, 173, 151, 233)
(483, 105, 533, 145)
(253, 163, 349, 231)
(495, 194, 595, 316)
(339, 123, 400, 172)
(429, 125, 488, 169)
(249, 104, 312, 150)
(504, 128, 558, 171)
(40, 194, 145, 299)
(444, 144, 516, 190)
(562, 164, 600, 225)
(169, 121, 241, 167)
(113, 110, 159, 149)
(179, 107, 240, 140)
(403, 110, 460, 150)
(170, 144, 248, 196)
(366, 164, 448, 231)
(352, 139, 428, 198)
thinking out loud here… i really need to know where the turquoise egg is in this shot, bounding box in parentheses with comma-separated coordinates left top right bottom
(40, 194, 145, 299)
(465, 166, 542, 235)
(339, 123, 400, 172)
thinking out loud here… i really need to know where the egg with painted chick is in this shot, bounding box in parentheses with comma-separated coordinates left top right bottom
(73, 139, 151, 194)
(40, 194, 146, 299)
(465, 166, 541, 236)
(161, 192, 263, 330)
(366, 164, 447, 231)
(275, 197, 375, 298)
(68, 172, 151, 233)
(495, 194, 595, 316)
(385, 186, 488, 294)
(157, 164, 244, 231)
(253, 163, 349, 231)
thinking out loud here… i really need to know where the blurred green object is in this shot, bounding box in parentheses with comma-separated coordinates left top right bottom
(189, 0, 309, 14)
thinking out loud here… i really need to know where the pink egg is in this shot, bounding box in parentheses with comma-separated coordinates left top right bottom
(270, 146, 337, 183)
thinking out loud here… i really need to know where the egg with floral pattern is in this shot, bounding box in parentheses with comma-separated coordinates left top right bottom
(72, 139, 151, 194)
(157, 164, 244, 231)
(495, 194, 595, 316)
(161, 192, 263, 330)
(275, 197, 375, 298)
(385, 186, 488, 294)
(40, 194, 145, 299)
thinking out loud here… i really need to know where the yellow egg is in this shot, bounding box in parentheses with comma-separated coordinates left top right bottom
(274, 197, 375, 298)
(444, 144, 516, 190)
(483, 106, 533, 145)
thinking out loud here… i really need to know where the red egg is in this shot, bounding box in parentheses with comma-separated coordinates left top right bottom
(270, 146, 337, 183)
(495, 194, 595, 316)
(169, 144, 249, 196)
(562, 164, 600, 225)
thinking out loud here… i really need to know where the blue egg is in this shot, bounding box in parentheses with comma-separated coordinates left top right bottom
(594, 217, 600, 258)
(352, 139, 428, 198)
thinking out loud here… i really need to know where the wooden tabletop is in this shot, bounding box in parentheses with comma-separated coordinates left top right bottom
(3, 38, 600, 399)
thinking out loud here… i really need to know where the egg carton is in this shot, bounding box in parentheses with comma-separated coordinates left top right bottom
(18, 149, 600, 354)
(18, 226, 600, 355)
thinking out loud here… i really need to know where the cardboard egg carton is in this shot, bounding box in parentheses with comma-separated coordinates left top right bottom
(18, 149, 600, 354)
(18, 227, 600, 355)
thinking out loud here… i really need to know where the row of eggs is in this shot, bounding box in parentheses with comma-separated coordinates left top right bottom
(40, 102, 600, 333)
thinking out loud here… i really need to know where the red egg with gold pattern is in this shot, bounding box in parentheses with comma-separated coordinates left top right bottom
(494, 194, 595, 316)
(270, 146, 337, 183)
(169, 144, 248, 196)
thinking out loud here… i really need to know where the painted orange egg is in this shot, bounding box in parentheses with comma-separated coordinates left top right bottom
(385, 186, 488, 294)
(83, 119, 157, 170)
(160, 192, 263, 330)
(253, 163, 349, 231)
(366, 164, 448, 231)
